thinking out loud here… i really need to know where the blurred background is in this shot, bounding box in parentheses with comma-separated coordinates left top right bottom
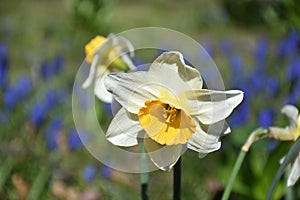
(1, 0, 300, 199)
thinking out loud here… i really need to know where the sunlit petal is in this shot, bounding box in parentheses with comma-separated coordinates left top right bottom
(82, 55, 99, 89)
(150, 51, 203, 90)
(282, 105, 299, 129)
(269, 127, 295, 141)
(184, 89, 243, 124)
(199, 120, 231, 136)
(187, 123, 221, 154)
(144, 137, 183, 171)
(104, 72, 162, 113)
(288, 154, 300, 186)
(94, 70, 113, 103)
(106, 108, 142, 147)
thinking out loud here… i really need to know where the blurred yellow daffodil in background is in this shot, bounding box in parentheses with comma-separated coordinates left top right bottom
(82, 34, 135, 103)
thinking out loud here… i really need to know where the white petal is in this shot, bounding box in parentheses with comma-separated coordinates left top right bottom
(108, 34, 135, 58)
(279, 156, 286, 164)
(147, 64, 193, 98)
(104, 72, 162, 114)
(223, 123, 231, 135)
(199, 120, 231, 136)
(187, 123, 221, 154)
(82, 54, 99, 89)
(281, 105, 299, 129)
(288, 154, 300, 186)
(94, 70, 113, 103)
(106, 108, 142, 147)
(150, 51, 203, 90)
(268, 127, 295, 141)
(121, 54, 136, 70)
(111, 99, 122, 116)
(109, 34, 136, 70)
(185, 89, 244, 124)
(144, 138, 183, 171)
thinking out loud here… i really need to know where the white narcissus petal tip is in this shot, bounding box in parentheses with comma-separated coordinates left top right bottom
(82, 55, 99, 89)
(150, 51, 203, 90)
(187, 124, 221, 154)
(186, 89, 244, 124)
(106, 108, 142, 147)
(94, 71, 113, 103)
(281, 105, 299, 129)
(287, 154, 300, 186)
(144, 137, 182, 171)
(104, 72, 161, 114)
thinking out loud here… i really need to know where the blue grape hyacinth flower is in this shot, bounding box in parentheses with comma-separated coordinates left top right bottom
(0, 44, 8, 88)
(44, 90, 57, 110)
(229, 101, 251, 128)
(45, 117, 63, 151)
(286, 87, 300, 105)
(30, 102, 48, 128)
(83, 164, 97, 182)
(3, 86, 17, 109)
(41, 61, 54, 79)
(287, 59, 300, 82)
(101, 165, 112, 179)
(258, 108, 276, 128)
(3, 76, 32, 109)
(254, 37, 268, 68)
(67, 128, 85, 150)
(230, 54, 243, 75)
(265, 76, 280, 98)
(14, 76, 32, 99)
(277, 29, 300, 58)
(53, 54, 64, 74)
(220, 39, 232, 56)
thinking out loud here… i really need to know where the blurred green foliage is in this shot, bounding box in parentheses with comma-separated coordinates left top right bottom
(65, 0, 117, 37)
(223, 0, 300, 35)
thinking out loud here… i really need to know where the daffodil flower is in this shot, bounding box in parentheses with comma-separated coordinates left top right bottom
(104, 51, 243, 170)
(82, 34, 135, 103)
(268, 105, 300, 186)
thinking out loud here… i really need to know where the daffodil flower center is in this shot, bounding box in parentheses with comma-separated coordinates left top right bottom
(164, 105, 178, 124)
(138, 100, 196, 146)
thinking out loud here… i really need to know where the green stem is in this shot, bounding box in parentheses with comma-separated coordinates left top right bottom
(140, 141, 149, 200)
(27, 166, 49, 200)
(173, 157, 181, 200)
(285, 166, 294, 200)
(0, 157, 16, 191)
(221, 150, 247, 200)
(286, 185, 294, 200)
(221, 128, 269, 199)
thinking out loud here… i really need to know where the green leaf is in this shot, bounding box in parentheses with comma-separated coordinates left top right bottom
(267, 137, 300, 200)
(27, 166, 50, 200)
(0, 158, 16, 190)
(221, 150, 247, 200)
